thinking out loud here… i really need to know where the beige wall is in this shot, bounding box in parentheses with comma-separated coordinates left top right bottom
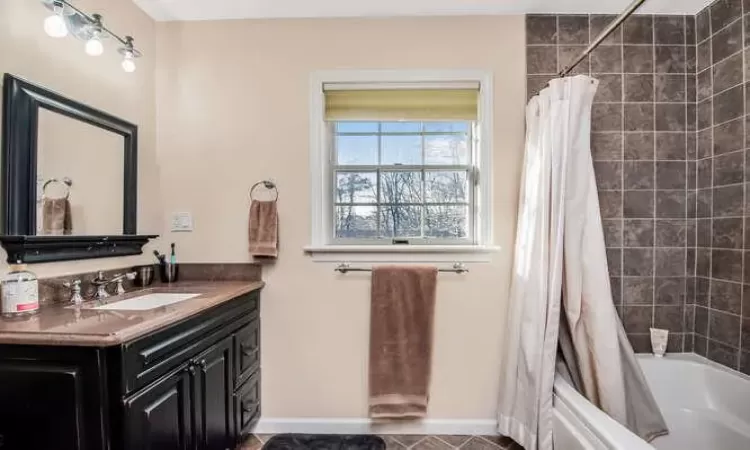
(0, 0, 160, 276)
(38, 109, 125, 235)
(156, 16, 526, 419)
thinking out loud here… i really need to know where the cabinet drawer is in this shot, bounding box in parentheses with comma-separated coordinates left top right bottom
(122, 291, 259, 395)
(234, 371, 260, 438)
(234, 319, 259, 384)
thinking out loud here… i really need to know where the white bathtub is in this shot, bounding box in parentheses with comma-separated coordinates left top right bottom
(552, 354, 750, 450)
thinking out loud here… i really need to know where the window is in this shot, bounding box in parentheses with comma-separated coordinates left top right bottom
(333, 120, 475, 244)
(308, 70, 493, 254)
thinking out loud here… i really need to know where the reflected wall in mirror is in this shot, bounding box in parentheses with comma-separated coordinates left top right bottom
(36, 109, 125, 236)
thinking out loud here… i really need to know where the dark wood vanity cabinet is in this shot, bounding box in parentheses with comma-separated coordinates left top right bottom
(0, 290, 261, 450)
(124, 361, 194, 450)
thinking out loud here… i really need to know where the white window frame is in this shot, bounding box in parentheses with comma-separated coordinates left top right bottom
(306, 69, 496, 259)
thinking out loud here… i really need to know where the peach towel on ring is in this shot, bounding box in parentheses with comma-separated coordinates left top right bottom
(248, 200, 278, 258)
(369, 265, 438, 419)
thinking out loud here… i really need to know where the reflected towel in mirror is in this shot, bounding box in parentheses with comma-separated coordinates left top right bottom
(42, 197, 72, 235)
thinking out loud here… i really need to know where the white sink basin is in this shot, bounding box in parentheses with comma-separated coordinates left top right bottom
(90, 293, 200, 311)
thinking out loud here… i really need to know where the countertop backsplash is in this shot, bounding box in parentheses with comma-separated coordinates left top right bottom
(36, 263, 262, 306)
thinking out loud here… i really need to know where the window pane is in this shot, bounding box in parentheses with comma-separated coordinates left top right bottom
(379, 171, 422, 204)
(425, 171, 469, 203)
(380, 206, 422, 237)
(335, 172, 377, 203)
(336, 122, 379, 133)
(424, 122, 470, 133)
(381, 135, 421, 165)
(425, 205, 468, 238)
(381, 122, 421, 133)
(335, 206, 378, 238)
(337, 135, 378, 165)
(424, 135, 469, 165)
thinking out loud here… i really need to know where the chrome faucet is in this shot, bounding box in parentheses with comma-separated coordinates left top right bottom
(91, 271, 136, 300)
(63, 279, 83, 305)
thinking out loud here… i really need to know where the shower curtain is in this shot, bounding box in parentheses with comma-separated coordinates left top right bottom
(496, 75, 667, 450)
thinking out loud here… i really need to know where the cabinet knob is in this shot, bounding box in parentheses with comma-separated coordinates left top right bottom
(199, 359, 207, 369)
(240, 343, 254, 356)
(242, 400, 257, 413)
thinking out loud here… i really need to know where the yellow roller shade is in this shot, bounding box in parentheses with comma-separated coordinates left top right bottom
(324, 89, 479, 121)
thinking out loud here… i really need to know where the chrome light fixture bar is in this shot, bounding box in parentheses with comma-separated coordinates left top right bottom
(40, 0, 143, 73)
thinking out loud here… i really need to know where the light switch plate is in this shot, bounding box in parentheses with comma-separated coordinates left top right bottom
(171, 212, 194, 232)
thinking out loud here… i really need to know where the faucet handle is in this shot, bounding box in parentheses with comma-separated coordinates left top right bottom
(116, 279, 126, 295)
(63, 279, 81, 288)
(114, 272, 136, 295)
(63, 279, 83, 305)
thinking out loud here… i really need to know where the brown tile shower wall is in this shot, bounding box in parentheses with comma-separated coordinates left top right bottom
(527, 2, 750, 375)
(526, 14, 696, 354)
(692, 0, 750, 374)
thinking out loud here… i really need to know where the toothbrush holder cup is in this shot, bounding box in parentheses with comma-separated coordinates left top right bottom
(159, 263, 179, 284)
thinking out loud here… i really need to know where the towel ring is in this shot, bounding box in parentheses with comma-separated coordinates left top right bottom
(249, 180, 278, 201)
(42, 177, 73, 199)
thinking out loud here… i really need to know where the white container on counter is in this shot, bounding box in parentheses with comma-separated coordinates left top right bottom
(1, 263, 39, 317)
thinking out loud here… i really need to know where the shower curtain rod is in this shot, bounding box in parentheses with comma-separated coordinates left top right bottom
(557, 0, 648, 77)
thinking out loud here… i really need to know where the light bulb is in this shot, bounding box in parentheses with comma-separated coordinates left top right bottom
(44, 13, 68, 38)
(121, 54, 136, 73)
(85, 36, 104, 56)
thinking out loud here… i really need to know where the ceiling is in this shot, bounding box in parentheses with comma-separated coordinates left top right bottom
(134, 0, 713, 21)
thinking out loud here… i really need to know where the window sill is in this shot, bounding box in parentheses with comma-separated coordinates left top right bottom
(303, 245, 500, 262)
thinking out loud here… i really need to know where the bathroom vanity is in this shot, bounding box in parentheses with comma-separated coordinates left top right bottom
(0, 71, 263, 450)
(0, 281, 262, 450)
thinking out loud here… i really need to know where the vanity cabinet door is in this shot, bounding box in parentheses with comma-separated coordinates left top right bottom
(193, 336, 234, 450)
(123, 363, 193, 450)
(234, 318, 260, 385)
(233, 371, 260, 443)
(0, 362, 87, 450)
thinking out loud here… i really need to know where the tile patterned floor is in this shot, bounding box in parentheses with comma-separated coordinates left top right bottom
(239, 434, 522, 450)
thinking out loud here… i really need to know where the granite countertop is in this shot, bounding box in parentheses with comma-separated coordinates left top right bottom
(0, 281, 264, 347)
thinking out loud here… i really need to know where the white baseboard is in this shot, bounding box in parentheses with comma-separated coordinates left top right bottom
(254, 417, 498, 435)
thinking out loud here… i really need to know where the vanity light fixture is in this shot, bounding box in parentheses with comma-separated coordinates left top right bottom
(40, 0, 142, 72)
(84, 14, 105, 56)
(118, 37, 141, 73)
(43, 0, 69, 38)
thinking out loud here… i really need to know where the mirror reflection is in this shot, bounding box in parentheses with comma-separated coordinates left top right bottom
(36, 109, 124, 236)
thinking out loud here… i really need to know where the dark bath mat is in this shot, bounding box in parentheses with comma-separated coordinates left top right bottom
(263, 434, 386, 450)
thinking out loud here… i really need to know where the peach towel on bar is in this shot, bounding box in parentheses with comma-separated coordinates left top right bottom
(42, 197, 72, 235)
(369, 265, 438, 419)
(248, 200, 278, 258)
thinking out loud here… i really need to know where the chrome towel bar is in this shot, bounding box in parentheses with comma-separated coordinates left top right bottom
(334, 262, 468, 274)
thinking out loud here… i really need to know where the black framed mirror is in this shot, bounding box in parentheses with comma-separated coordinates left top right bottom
(0, 74, 156, 263)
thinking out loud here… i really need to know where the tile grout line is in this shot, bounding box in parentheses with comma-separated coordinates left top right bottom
(695, 13, 744, 48)
(402, 436, 427, 449)
(694, 301, 746, 319)
(706, 6, 714, 356)
(475, 436, 505, 449)
(739, 0, 747, 370)
(684, 13, 690, 351)
(690, 7, 700, 352)
(652, 17, 657, 329)
(695, 333, 744, 353)
(618, 14, 626, 314)
(431, 436, 459, 448)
